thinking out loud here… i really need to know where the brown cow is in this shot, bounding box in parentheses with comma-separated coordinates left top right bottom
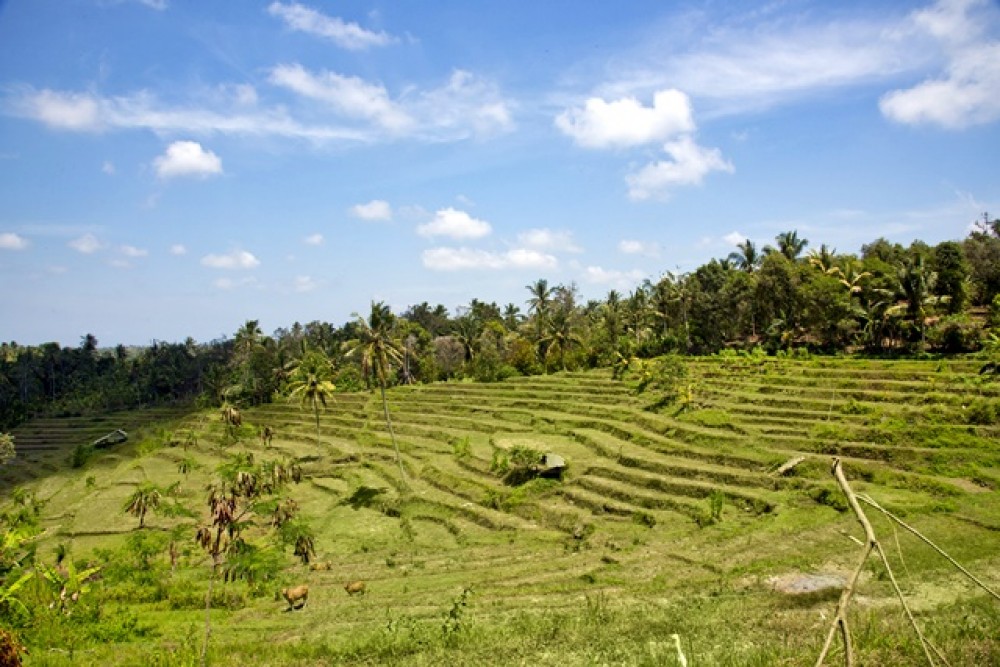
(309, 561, 332, 572)
(344, 580, 366, 596)
(280, 584, 309, 610)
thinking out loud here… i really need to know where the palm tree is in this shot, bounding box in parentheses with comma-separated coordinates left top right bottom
(287, 350, 336, 448)
(893, 254, 940, 344)
(728, 240, 762, 272)
(343, 302, 407, 483)
(807, 244, 838, 273)
(775, 230, 809, 261)
(123, 482, 162, 529)
(541, 306, 584, 371)
(525, 279, 553, 341)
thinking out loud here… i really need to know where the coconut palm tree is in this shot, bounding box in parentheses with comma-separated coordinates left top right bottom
(775, 230, 809, 261)
(525, 279, 553, 340)
(541, 306, 584, 371)
(287, 350, 336, 448)
(343, 301, 407, 483)
(729, 240, 762, 273)
(123, 482, 162, 529)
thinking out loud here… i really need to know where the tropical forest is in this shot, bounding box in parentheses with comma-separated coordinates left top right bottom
(2, 223, 1000, 665)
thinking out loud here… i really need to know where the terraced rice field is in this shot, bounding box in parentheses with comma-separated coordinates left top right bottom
(5, 357, 1000, 664)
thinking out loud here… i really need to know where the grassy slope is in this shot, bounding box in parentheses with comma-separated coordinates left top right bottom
(4, 357, 1000, 665)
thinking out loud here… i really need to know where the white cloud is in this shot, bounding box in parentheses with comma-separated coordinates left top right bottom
(422, 247, 557, 271)
(880, 43, 1000, 128)
(407, 69, 515, 139)
(303, 233, 324, 246)
(269, 64, 413, 132)
(626, 136, 734, 200)
(120, 244, 148, 258)
(101, 160, 115, 175)
(19, 89, 102, 131)
(10, 70, 513, 143)
(582, 266, 645, 288)
(293, 275, 318, 292)
(201, 249, 260, 270)
(618, 239, 661, 257)
(0, 232, 29, 250)
(517, 228, 582, 253)
(267, 2, 393, 50)
(214, 276, 257, 290)
(350, 199, 393, 221)
(69, 233, 102, 254)
(9, 86, 369, 143)
(723, 231, 747, 246)
(109, 258, 134, 269)
(417, 208, 492, 240)
(169, 244, 187, 255)
(555, 89, 695, 148)
(153, 141, 223, 179)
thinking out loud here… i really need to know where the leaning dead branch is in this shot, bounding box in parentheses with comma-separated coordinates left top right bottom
(815, 458, 938, 667)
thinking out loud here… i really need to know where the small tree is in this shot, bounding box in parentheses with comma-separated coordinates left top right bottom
(287, 351, 336, 448)
(0, 434, 14, 466)
(123, 482, 163, 529)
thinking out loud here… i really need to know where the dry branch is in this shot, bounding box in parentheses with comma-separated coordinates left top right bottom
(815, 458, 938, 667)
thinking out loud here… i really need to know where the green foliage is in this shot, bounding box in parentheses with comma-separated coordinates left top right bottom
(452, 436, 471, 459)
(966, 398, 999, 425)
(441, 586, 473, 644)
(69, 442, 94, 468)
(927, 315, 983, 353)
(0, 433, 14, 465)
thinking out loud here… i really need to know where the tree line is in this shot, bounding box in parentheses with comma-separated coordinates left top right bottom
(2, 218, 999, 431)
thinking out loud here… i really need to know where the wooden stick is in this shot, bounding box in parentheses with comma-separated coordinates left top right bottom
(815, 458, 877, 667)
(857, 494, 1000, 602)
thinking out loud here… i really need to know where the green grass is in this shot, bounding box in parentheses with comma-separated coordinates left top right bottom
(3, 358, 1000, 665)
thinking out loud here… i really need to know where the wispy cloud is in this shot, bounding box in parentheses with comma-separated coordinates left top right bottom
(69, 233, 102, 254)
(303, 233, 323, 246)
(881, 1, 1000, 128)
(422, 246, 557, 271)
(618, 239, 661, 258)
(201, 249, 260, 270)
(517, 228, 582, 253)
(267, 2, 394, 50)
(8, 69, 513, 143)
(582, 265, 645, 289)
(120, 244, 148, 258)
(0, 232, 29, 250)
(350, 199, 393, 222)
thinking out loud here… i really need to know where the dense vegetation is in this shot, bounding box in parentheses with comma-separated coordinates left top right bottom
(3, 220, 1000, 433)
(1, 223, 999, 664)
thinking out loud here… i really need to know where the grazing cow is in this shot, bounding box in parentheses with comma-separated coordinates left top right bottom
(280, 584, 309, 610)
(344, 580, 366, 596)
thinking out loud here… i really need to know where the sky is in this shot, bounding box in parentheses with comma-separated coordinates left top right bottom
(1, 0, 998, 346)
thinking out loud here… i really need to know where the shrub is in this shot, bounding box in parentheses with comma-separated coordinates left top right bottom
(966, 398, 998, 425)
(69, 443, 94, 468)
(927, 315, 983, 353)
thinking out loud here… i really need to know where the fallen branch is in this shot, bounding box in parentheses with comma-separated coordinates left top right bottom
(773, 456, 806, 477)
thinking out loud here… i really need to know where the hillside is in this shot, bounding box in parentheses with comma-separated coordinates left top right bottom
(3, 356, 999, 665)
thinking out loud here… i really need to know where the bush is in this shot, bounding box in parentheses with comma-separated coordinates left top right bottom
(966, 398, 999, 425)
(927, 315, 983, 353)
(69, 443, 94, 468)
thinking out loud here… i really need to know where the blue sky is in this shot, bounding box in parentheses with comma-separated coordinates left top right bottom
(1, 0, 998, 346)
